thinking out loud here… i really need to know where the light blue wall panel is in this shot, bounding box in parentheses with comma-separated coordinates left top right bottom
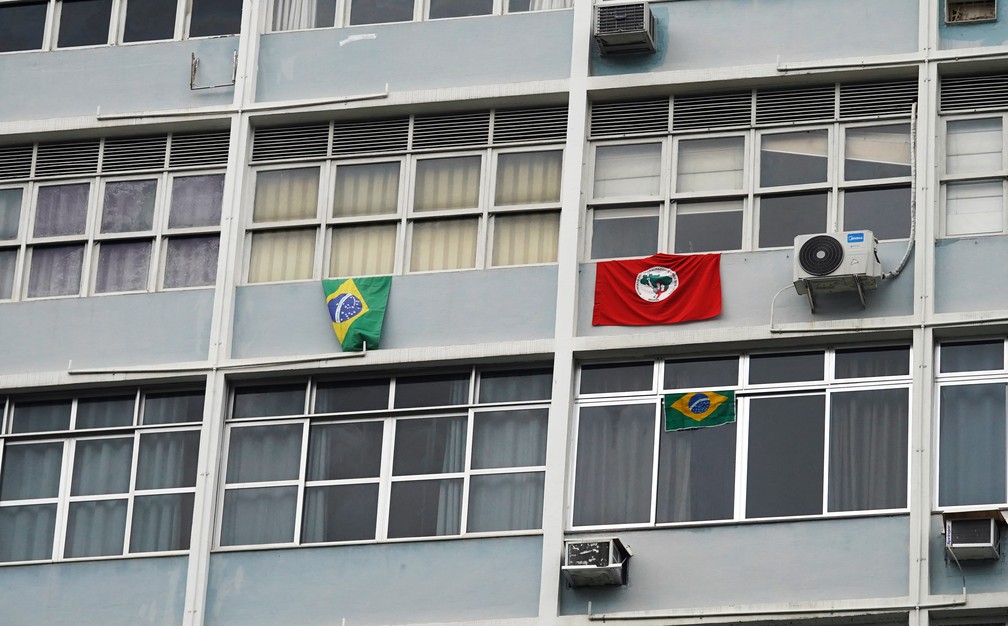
(255, 11, 573, 103)
(928, 514, 1008, 595)
(561, 516, 909, 614)
(0, 38, 236, 123)
(579, 243, 914, 337)
(0, 557, 187, 626)
(232, 265, 558, 358)
(938, 0, 1008, 49)
(935, 236, 1008, 313)
(592, 0, 918, 76)
(206, 536, 542, 625)
(0, 290, 214, 375)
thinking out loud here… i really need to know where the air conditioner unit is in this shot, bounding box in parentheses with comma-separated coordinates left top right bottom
(946, 518, 1001, 560)
(594, 2, 657, 55)
(562, 537, 631, 587)
(793, 231, 882, 296)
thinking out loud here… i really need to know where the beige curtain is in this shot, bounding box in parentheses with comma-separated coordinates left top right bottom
(333, 162, 400, 218)
(495, 151, 562, 206)
(492, 212, 559, 266)
(248, 229, 316, 282)
(329, 224, 397, 276)
(411, 218, 477, 271)
(253, 168, 319, 223)
(414, 157, 481, 211)
(272, 0, 317, 30)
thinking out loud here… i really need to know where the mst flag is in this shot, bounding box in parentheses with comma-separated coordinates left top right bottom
(322, 276, 391, 352)
(664, 390, 735, 431)
(592, 253, 721, 326)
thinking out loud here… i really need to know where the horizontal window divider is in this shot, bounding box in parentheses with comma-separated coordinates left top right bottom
(0, 497, 60, 506)
(468, 466, 546, 475)
(671, 191, 748, 201)
(66, 493, 131, 503)
(390, 473, 467, 482)
(588, 198, 665, 207)
(757, 183, 834, 195)
(224, 480, 302, 489)
(304, 478, 381, 487)
(246, 221, 320, 230)
(840, 178, 914, 189)
(490, 204, 561, 214)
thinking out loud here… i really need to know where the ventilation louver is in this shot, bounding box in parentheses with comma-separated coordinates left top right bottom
(840, 80, 918, 119)
(169, 131, 230, 168)
(252, 124, 329, 162)
(673, 92, 752, 131)
(35, 140, 100, 178)
(412, 112, 491, 151)
(941, 74, 1008, 113)
(102, 136, 168, 173)
(0, 145, 33, 181)
(493, 107, 568, 144)
(590, 99, 669, 138)
(332, 118, 409, 156)
(756, 86, 836, 126)
(594, 2, 657, 55)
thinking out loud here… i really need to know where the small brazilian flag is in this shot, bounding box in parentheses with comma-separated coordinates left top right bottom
(322, 276, 391, 352)
(663, 390, 735, 432)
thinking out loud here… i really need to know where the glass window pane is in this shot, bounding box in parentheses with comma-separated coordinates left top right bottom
(845, 124, 911, 181)
(0, 188, 23, 239)
(843, 186, 911, 240)
(129, 493, 194, 552)
(509, 0, 573, 10)
(0, 504, 56, 562)
(758, 192, 828, 249)
(394, 373, 470, 408)
(392, 416, 467, 475)
(315, 379, 390, 413)
(472, 408, 548, 468)
(430, 0, 492, 18)
(95, 241, 151, 293)
(28, 245, 84, 297)
(677, 137, 744, 192)
(594, 143, 662, 198)
(939, 383, 1007, 506)
(136, 430, 200, 489)
(467, 472, 544, 532)
(101, 180, 156, 233)
(573, 403, 656, 526)
(941, 340, 1004, 373)
(65, 499, 127, 557)
(248, 228, 316, 283)
(835, 346, 910, 378)
(828, 389, 908, 512)
(760, 130, 828, 187)
(123, 0, 177, 42)
(169, 174, 224, 228)
(253, 168, 319, 222)
(581, 362, 654, 394)
(12, 400, 72, 433)
(590, 206, 659, 259)
(746, 395, 825, 518)
(333, 162, 400, 217)
(71, 437, 133, 496)
(34, 183, 90, 237)
(1, 442, 64, 501)
(0, 249, 17, 300)
(57, 0, 112, 48)
(414, 156, 481, 211)
(219, 486, 297, 546)
(329, 223, 396, 277)
(164, 235, 219, 288)
(76, 396, 135, 429)
(410, 218, 477, 271)
(656, 422, 736, 522)
(189, 0, 242, 37)
(302, 484, 378, 542)
(272, 0, 336, 29)
(307, 422, 383, 480)
(749, 352, 824, 384)
(0, 2, 48, 52)
(492, 212, 559, 266)
(233, 384, 305, 418)
(945, 180, 1003, 236)
(143, 391, 204, 425)
(387, 478, 463, 538)
(479, 369, 552, 403)
(349, 0, 414, 24)
(664, 356, 738, 389)
(226, 424, 303, 483)
(947, 118, 1003, 175)
(674, 200, 743, 253)
(495, 151, 562, 205)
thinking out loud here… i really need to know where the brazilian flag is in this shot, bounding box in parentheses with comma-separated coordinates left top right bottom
(663, 390, 735, 432)
(322, 276, 391, 352)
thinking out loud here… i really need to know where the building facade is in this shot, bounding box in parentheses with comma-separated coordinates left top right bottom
(0, 1, 1007, 625)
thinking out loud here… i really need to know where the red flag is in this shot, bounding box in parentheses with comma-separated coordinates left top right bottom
(592, 253, 722, 326)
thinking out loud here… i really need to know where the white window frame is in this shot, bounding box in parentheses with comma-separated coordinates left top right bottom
(938, 113, 1008, 238)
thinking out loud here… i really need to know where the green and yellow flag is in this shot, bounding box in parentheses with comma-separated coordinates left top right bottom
(322, 276, 391, 352)
(663, 390, 735, 432)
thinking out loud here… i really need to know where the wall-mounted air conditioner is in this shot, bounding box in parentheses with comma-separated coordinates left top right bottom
(562, 537, 631, 587)
(793, 231, 882, 296)
(946, 517, 1001, 561)
(594, 2, 657, 55)
(946, 0, 997, 24)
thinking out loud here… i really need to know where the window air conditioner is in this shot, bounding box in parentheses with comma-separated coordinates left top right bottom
(946, 518, 1001, 561)
(594, 2, 657, 55)
(562, 537, 631, 587)
(793, 231, 882, 296)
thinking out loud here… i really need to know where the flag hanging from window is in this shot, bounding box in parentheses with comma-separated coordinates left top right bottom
(664, 390, 735, 431)
(322, 276, 391, 352)
(592, 253, 721, 326)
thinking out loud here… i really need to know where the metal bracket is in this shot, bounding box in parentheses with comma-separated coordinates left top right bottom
(799, 275, 868, 314)
(190, 49, 238, 91)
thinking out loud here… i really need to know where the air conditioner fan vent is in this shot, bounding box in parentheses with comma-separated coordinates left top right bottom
(798, 235, 845, 276)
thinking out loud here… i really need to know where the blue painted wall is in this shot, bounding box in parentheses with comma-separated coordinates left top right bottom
(928, 515, 1008, 595)
(935, 236, 1008, 314)
(938, 0, 1008, 48)
(206, 536, 542, 625)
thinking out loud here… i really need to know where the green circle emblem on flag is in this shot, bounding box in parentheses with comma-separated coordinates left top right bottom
(635, 267, 678, 302)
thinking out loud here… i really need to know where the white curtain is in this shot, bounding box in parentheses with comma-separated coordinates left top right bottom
(272, 0, 317, 30)
(164, 236, 219, 288)
(27, 245, 84, 297)
(34, 183, 89, 237)
(95, 241, 151, 293)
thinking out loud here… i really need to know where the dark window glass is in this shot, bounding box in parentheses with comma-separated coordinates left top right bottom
(674, 204, 743, 253)
(71, 437, 133, 496)
(219, 486, 297, 546)
(136, 431, 200, 489)
(123, 0, 177, 42)
(34, 183, 90, 237)
(302, 484, 378, 542)
(843, 186, 911, 240)
(169, 174, 224, 228)
(11, 400, 73, 433)
(835, 346, 910, 378)
(76, 396, 135, 429)
(314, 379, 390, 413)
(0, 188, 22, 240)
(143, 391, 204, 425)
(393, 373, 469, 408)
(100, 179, 157, 233)
(479, 369, 552, 403)
(429, 0, 493, 18)
(130, 493, 194, 552)
(939, 383, 1007, 506)
(163, 235, 219, 288)
(591, 209, 659, 259)
(580, 362, 653, 394)
(392, 416, 467, 475)
(468, 473, 544, 531)
(760, 130, 828, 187)
(307, 422, 383, 480)
(189, 0, 242, 37)
(471, 408, 548, 468)
(664, 356, 738, 390)
(226, 424, 302, 483)
(64, 498, 128, 557)
(233, 384, 305, 418)
(749, 352, 824, 385)
(940, 340, 1004, 373)
(57, 0, 113, 48)
(0, 2, 48, 53)
(387, 478, 462, 538)
(844, 124, 911, 181)
(27, 244, 85, 298)
(349, 0, 413, 24)
(0, 442, 64, 500)
(758, 192, 828, 248)
(656, 421, 736, 522)
(0, 505, 56, 562)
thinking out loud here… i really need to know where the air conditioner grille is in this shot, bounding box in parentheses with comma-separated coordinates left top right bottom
(493, 107, 568, 144)
(252, 124, 330, 162)
(674, 92, 752, 131)
(840, 80, 917, 119)
(102, 135, 168, 172)
(412, 111, 491, 150)
(941, 74, 1008, 112)
(567, 541, 611, 567)
(35, 140, 101, 178)
(590, 99, 669, 138)
(169, 131, 231, 168)
(798, 235, 845, 276)
(0, 145, 33, 181)
(950, 519, 994, 543)
(756, 85, 836, 125)
(596, 3, 646, 33)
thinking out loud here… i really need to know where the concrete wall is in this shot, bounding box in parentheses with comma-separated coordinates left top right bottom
(928, 514, 1008, 595)
(938, 0, 1008, 49)
(934, 236, 1008, 314)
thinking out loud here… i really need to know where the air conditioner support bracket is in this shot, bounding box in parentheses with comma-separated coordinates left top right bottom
(799, 275, 868, 314)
